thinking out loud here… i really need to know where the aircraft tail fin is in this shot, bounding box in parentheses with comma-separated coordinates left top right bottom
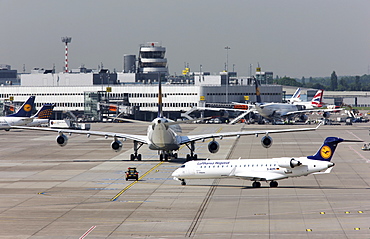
(311, 89, 324, 108)
(7, 96, 35, 117)
(32, 103, 54, 119)
(289, 88, 301, 102)
(307, 137, 343, 161)
(253, 77, 262, 103)
(307, 137, 361, 161)
(157, 79, 163, 118)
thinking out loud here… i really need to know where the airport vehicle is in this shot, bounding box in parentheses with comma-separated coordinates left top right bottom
(13, 82, 321, 161)
(172, 137, 360, 187)
(0, 96, 36, 130)
(26, 103, 55, 127)
(125, 167, 139, 181)
(362, 143, 370, 151)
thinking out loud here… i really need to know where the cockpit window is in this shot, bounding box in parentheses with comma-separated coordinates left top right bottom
(180, 165, 185, 168)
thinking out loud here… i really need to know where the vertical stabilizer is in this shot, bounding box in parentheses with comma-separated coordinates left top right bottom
(157, 79, 163, 118)
(253, 77, 262, 103)
(307, 137, 343, 161)
(7, 96, 35, 117)
(311, 89, 324, 108)
(32, 104, 54, 119)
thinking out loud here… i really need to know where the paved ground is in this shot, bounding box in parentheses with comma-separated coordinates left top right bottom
(0, 121, 369, 238)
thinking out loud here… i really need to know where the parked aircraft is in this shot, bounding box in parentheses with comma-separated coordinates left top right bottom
(254, 80, 340, 122)
(291, 89, 324, 109)
(26, 103, 55, 127)
(172, 137, 359, 187)
(0, 96, 35, 130)
(13, 82, 321, 161)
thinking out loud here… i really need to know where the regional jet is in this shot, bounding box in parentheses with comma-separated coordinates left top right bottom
(172, 137, 359, 187)
(13, 82, 321, 161)
(0, 96, 35, 130)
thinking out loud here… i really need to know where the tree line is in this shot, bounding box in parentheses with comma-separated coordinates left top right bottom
(274, 71, 370, 91)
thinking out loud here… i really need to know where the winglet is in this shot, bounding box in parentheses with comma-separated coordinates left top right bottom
(7, 96, 35, 117)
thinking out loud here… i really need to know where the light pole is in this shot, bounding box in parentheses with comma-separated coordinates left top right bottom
(224, 46, 230, 102)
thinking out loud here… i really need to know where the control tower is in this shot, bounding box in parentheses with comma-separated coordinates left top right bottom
(138, 43, 168, 75)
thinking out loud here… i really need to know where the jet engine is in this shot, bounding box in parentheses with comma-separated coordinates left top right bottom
(278, 158, 302, 168)
(323, 112, 331, 118)
(111, 140, 123, 152)
(261, 135, 273, 148)
(208, 140, 220, 154)
(56, 134, 68, 147)
(299, 114, 308, 121)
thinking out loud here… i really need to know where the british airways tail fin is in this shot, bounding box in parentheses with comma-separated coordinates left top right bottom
(157, 79, 163, 118)
(7, 96, 35, 117)
(311, 89, 324, 107)
(32, 103, 54, 119)
(253, 77, 262, 103)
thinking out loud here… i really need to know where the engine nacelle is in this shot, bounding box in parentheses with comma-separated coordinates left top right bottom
(111, 140, 123, 152)
(323, 112, 331, 118)
(208, 140, 220, 154)
(261, 135, 273, 148)
(56, 134, 68, 147)
(278, 158, 302, 168)
(299, 114, 308, 121)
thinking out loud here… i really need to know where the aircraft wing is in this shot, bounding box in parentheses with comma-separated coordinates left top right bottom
(178, 123, 321, 144)
(12, 126, 148, 144)
(284, 108, 344, 116)
(196, 106, 254, 113)
(234, 172, 288, 181)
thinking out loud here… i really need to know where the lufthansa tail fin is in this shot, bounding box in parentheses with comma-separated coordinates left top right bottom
(32, 103, 54, 119)
(7, 96, 35, 117)
(307, 137, 362, 161)
(157, 79, 163, 118)
(253, 77, 262, 103)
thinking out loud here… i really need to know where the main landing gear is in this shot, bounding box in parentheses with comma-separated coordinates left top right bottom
(159, 151, 178, 161)
(185, 141, 197, 161)
(252, 181, 279, 188)
(130, 141, 144, 161)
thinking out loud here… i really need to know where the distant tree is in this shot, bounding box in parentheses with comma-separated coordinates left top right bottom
(274, 77, 303, 87)
(330, 71, 338, 90)
(355, 75, 361, 90)
(301, 76, 306, 85)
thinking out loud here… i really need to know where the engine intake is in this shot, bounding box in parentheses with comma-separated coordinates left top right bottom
(261, 135, 273, 148)
(278, 158, 302, 168)
(56, 134, 68, 147)
(208, 140, 220, 154)
(111, 140, 123, 152)
(323, 112, 331, 118)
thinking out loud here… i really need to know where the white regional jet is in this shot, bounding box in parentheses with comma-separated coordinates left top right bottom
(172, 137, 359, 187)
(13, 82, 321, 161)
(0, 96, 36, 130)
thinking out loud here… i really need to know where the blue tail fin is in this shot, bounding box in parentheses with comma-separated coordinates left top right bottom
(253, 77, 262, 103)
(7, 96, 35, 117)
(32, 103, 54, 119)
(307, 137, 344, 161)
(157, 79, 163, 118)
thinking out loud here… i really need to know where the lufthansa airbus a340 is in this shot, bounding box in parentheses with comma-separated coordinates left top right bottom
(14, 82, 321, 161)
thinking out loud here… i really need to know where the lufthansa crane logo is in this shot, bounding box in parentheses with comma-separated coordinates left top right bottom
(23, 104, 32, 112)
(320, 145, 332, 159)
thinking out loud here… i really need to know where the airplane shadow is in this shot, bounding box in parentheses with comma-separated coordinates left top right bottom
(185, 184, 370, 190)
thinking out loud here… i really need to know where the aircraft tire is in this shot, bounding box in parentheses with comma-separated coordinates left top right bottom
(137, 154, 142, 161)
(270, 181, 278, 187)
(181, 180, 186, 186)
(130, 154, 135, 161)
(252, 181, 261, 188)
(159, 154, 164, 161)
